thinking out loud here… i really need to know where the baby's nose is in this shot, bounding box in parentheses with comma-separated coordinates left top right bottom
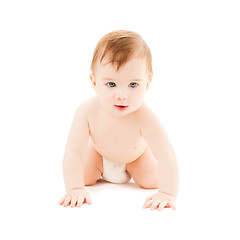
(115, 88, 128, 100)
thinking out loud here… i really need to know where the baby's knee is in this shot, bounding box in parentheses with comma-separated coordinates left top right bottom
(84, 170, 101, 186)
(84, 175, 98, 186)
(84, 179, 97, 186)
(135, 178, 158, 189)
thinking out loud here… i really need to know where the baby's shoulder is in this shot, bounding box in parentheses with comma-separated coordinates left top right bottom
(75, 96, 98, 119)
(136, 102, 155, 119)
(136, 102, 160, 126)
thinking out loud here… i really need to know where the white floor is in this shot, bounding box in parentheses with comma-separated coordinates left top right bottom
(2, 173, 238, 240)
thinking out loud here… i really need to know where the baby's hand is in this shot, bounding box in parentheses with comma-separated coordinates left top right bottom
(143, 191, 176, 211)
(59, 188, 92, 207)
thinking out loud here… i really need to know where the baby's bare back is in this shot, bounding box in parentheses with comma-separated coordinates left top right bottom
(87, 96, 148, 163)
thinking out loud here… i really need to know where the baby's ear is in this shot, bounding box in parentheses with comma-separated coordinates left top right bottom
(146, 82, 149, 90)
(146, 79, 151, 90)
(90, 73, 97, 89)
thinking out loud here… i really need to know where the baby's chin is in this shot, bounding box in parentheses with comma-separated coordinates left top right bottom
(99, 104, 129, 118)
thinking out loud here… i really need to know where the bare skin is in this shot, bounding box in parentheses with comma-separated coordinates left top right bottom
(59, 58, 179, 210)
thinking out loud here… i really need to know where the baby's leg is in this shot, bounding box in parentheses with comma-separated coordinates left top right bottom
(83, 139, 103, 186)
(126, 147, 158, 189)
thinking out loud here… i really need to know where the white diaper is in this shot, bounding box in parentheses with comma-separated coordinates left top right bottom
(102, 157, 131, 184)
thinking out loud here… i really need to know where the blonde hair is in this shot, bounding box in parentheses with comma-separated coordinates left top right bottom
(90, 30, 153, 81)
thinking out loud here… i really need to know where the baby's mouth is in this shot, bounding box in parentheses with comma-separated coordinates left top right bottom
(114, 105, 128, 111)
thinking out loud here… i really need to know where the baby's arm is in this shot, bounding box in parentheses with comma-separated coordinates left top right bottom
(140, 106, 179, 210)
(59, 104, 90, 207)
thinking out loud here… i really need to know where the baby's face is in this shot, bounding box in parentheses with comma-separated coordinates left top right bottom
(91, 58, 150, 118)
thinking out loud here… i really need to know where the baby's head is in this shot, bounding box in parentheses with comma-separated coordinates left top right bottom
(90, 30, 153, 117)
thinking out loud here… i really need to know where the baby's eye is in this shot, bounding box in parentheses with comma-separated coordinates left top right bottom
(129, 82, 138, 88)
(107, 82, 116, 87)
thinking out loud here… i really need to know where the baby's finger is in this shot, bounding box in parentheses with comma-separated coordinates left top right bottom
(150, 201, 160, 210)
(77, 196, 84, 207)
(70, 196, 77, 207)
(59, 198, 65, 205)
(143, 199, 153, 209)
(157, 200, 168, 211)
(168, 201, 176, 210)
(144, 197, 152, 205)
(63, 196, 71, 207)
(86, 193, 92, 204)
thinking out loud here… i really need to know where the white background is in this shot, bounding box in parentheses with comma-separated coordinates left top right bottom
(0, 0, 239, 239)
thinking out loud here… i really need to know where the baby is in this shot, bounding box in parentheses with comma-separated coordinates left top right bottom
(59, 30, 179, 211)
